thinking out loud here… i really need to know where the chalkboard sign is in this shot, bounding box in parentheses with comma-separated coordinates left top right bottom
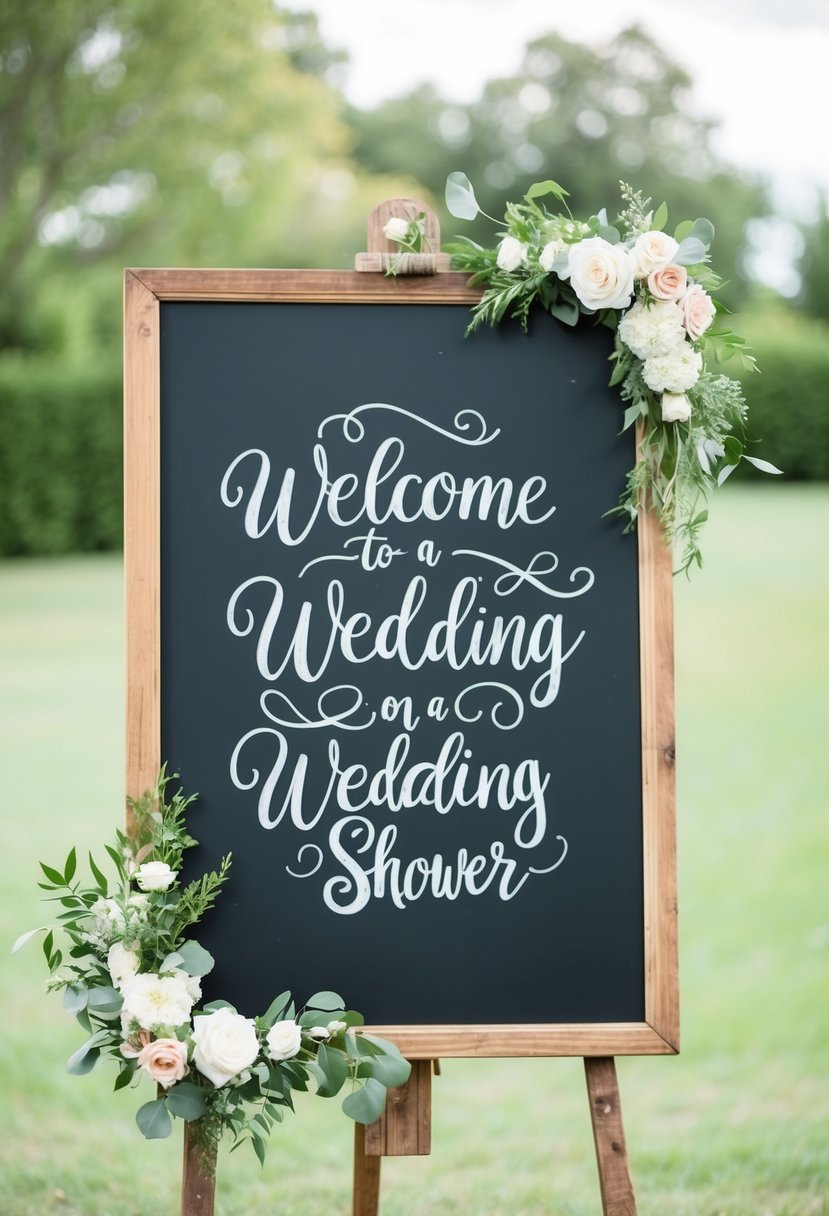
(125, 269, 677, 1059)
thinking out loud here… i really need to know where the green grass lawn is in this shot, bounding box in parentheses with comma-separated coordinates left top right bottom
(1, 485, 827, 1215)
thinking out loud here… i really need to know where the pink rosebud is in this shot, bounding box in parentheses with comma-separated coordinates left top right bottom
(680, 284, 716, 340)
(136, 1037, 189, 1088)
(647, 263, 687, 301)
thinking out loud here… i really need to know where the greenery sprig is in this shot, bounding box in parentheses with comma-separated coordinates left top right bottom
(444, 171, 781, 574)
(14, 767, 410, 1171)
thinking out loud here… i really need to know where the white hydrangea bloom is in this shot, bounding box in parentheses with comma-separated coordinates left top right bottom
(642, 344, 703, 393)
(618, 300, 685, 361)
(120, 971, 194, 1031)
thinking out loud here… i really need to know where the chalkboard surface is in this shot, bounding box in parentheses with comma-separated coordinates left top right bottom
(126, 268, 677, 1057)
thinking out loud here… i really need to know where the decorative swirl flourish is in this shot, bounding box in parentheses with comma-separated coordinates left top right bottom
(318, 403, 500, 446)
(260, 685, 376, 731)
(452, 549, 595, 599)
(453, 682, 525, 730)
(286, 845, 324, 880)
(529, 836, 569, 874)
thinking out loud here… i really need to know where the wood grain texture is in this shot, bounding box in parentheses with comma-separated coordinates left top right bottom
(124, 270, 161, 811)
(353, 1124, 381, 1216)
(357, 1023, 673, 1059)
(128, 267, 478, 303)
(637, 507, 679, 1051)
(364, 1059, 432, 1156)
(585, 1057, 637, 1216)
(180, 1124, 217, 1216)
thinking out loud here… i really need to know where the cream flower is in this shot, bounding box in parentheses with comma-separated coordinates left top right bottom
(661, 392, 692, 423)
(107, 941, 140, 989)
(680, 284, 716, 340)
(642, 344, 703, 394)
(383, 216, 410, 243)
(496, 235, 528, 272)
(136, 1037, 189, 1089)
(192, 1008, 259, 1087)
(120, 971, 194, 1032)
(564, 237, 635, 311)
(539, 239, 567, 272)
(618, 299, 685, 360)
(134, 861, 177, 892)
(647, 263, 688, 301)
(631, 230, 679, 278)
(265, 1019, 302, 1061)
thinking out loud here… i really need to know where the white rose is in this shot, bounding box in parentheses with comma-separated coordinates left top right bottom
(618, 299, 685, 360)
(564, 237, 635, 311)
(631, 230, 679, 278)
(120, 971, 194, 1031)
(107, 941, 140, 989)
(306, 1025, 330, 1041)
(642, 344, 703, 393)
(383, 216, 410, 243)
(134, 861, 178, 892)
(538, 239, 566, 272)
(265, 1018, 302, 1061)
(661, 392, 692, 423)
(192, 1007, 260, 1087)
(326, 1020, 347, 1036)
(174, 969, 202, 1003)
(496, 235, 528, 272)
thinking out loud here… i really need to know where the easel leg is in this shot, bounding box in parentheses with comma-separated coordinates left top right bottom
(181, 1121, 217, 1216)
(353, 1123, 381, 1216)
(584, 1057, 637, 1216)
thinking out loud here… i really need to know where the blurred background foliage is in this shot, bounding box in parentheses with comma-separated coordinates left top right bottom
(1, 1, 827, 554)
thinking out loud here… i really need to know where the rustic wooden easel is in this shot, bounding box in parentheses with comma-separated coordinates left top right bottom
(125, 199, 676, 1216)
(351, 1056, 636, 1216)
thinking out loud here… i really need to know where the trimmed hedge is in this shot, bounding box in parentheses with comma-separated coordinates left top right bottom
(738, 309, 829, 481)
(0, 355, 122, 555)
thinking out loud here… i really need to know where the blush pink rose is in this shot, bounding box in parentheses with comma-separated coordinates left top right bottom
(648, 263, 687, 301)
(681, 284, 716, 340)
(136, 1037, 189, 1088)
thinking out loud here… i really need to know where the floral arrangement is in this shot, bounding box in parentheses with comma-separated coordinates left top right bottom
(441, 171, 780, 573)
(383, 210, 430, 274)
(14, 770, 410, 1168)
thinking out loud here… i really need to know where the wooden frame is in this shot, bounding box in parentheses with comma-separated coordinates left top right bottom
(124, 267, 677, 1061)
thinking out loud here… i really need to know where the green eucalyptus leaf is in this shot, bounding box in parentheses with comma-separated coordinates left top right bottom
(342, 1078, 387, 1125)
(87, 985, 123, 1014)
(166, 1081, 207, 1121)
(673, 219, 694, 242)
(652, 201, 668, 231)
(674, 236, 706, 266)
(314, 1044, 349, 1098)
(304, 991, 344, 1012)
(686, 217, 715, 248)
(136, 1098, 173, 1140)
(251, 1134, 266, 1168)
(66, 1030, 109, 1075)
(63, 984, 89, 1015)
(260, 990, 292, 1028)
(174, 940, 214, 977)
(550, 299, 579, 326)
(445, 172, 480, 220)
(361, 1053, 412, 1089)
